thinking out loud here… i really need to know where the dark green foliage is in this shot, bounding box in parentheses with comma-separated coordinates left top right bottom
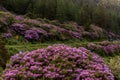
(0, 38, 10, 69)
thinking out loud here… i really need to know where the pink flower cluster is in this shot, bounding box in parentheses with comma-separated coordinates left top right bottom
(3, 44, 114, 80)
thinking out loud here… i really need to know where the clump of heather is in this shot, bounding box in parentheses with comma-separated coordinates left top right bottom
(87, 42, 120, 56)
(3, 44, 114, 80)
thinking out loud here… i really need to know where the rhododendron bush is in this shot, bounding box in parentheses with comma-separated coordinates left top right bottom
(3, 44, 114, 80)
(87, 41, 120, 56)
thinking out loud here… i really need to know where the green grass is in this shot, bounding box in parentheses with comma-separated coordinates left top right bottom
(6, 40, 104, 55)
(6, 40, 120, 56)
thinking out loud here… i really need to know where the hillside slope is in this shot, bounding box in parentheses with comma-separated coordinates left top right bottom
(0, 11, 120, 43)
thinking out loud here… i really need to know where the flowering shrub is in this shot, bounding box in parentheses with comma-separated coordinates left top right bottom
(87, 42, 120, 56)
(41, 24, 57, 32)
(82, 31, 100, 40)
(99, 41, 112, 46)
(89, 25, 104, 34)
(3, 44, 114, 80)
(57, 28, 72, 40)
(87, 43, 102, 52)
(41, 23, 83, 40)
(12, 23, 29, 35)
(24, 28, 48, 41)
(15, 15, 24, 21)
(24, 19, 41, 26)
(91, 32, 100, 39)
(31, 28, 47, 36)
(82, 31, 91, 38)
(24, 29, 39, 41)
(0, 12, 16, 32)
(0, 11, 16, 25)
(69, 31, 82, 39)
(107, 32, 120, 40)
(2, 33, 12, 39)
(103, 44, 120, 55)
(60, 23, 76, 31)
(50, 20, 61, 26)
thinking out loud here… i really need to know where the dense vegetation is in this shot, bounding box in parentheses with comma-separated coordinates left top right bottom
(2, 0, 120, 33)
(0, 11, 119, 44)
(0, 0, 120, 80)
